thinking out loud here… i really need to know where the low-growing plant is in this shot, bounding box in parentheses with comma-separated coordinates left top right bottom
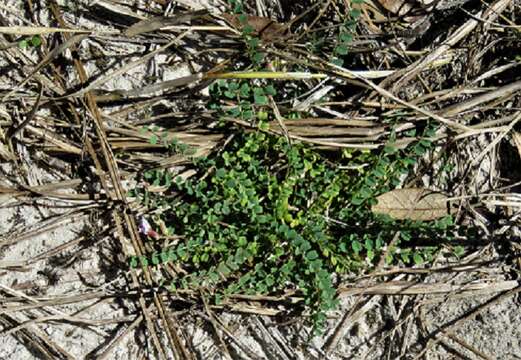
(141, 125, 197, 157)
(331, 0, 365, 66)
(128, 0, 460, 334)
(130, 83, 456, 332)
(208, 78, 275, 128)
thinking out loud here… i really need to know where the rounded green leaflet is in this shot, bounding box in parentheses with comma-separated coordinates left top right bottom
(139, 256, 149, 267)
(413, 252, 423, 265)
(31, 35, 42, 46)
(306, 250, 319, 261)
(129, 256, 139, 268)
(151, 252, 160, 265)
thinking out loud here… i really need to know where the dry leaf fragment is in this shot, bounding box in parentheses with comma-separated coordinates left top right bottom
(376, 0, 413, 15)
(125, 10, 208, 36)
(371, 188, 449, 221)
(376, 0, 436, 22)
(0, 26, 87, 35)
(512, 132, 521, 160)
(221, 14, 287, 41)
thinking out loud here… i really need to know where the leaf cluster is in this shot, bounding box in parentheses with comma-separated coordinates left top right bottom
(19, 35, 42, 49)
(131, 105, 456, 331)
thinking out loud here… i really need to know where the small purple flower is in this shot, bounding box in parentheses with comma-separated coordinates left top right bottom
(138, 217, 151, 235)
(138, 217, 159, 239)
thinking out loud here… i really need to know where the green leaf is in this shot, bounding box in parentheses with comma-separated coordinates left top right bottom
(252, 52, 265, 63)
(352, 240, 362, 254)
(375, 237, 384, 250)
(217, 262, 231, 275)
(264, 85, 276, 96)
(243, 24, 255, 35)
(349, 9, 362, 19)
(149, 134, 159, 145)
(215, 293, 223, 305)
(453, 245, 464, 258)
(243, 109, 254, 119)
(413, 144, 426, 156)
(331, 57, 344, 66)
(238, 236, 247, 247)
(358, 186, 373, 199)
(129, 256, 139, 268)
(240, 83, 250, 97)
(257, 110, 268, 121)
(177, 247, 186, 258)
(351, 196, 364, 205)
(234, 2, 243, 13)
(306, 250, 319, 261)
(208, 270, 220, 282)
(139, 256, 149, 267)
(258, 121, 269, 131)
(339, 33, 353, 42)
(222, 203, 230, 215)
(367, 249, 375, 262)
(160, 250, 171, 263)
(254, 94, 268, 105)
(335, 45, 348, 55)
(226, 257, 239, 271)
(247, 37, 260, 48)
(373, 165, 386, 178)
(30, 35, 42, 47)
(238, 14, 248, 23)
(151, 252, 160, 265)
(299, 240, 312, 254)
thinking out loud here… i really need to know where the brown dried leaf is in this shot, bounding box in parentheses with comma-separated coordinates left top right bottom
(357, 0, 387, 23)
(371, 188, 449, 221)
(125, 10, 207, 36)
(221, 14, 287, 41)
(376, 0, 413, 15)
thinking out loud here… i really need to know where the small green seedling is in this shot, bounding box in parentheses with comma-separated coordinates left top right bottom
(19, 35, 42, 49)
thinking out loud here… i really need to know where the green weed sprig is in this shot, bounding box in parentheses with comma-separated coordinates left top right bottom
(128, 0, 460, 333)
(130, 111, 455, 332)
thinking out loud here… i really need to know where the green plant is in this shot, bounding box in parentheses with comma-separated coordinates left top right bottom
(240, 17, 265, 65)
(130, 93, 457, 332)
(19, 35, 42, 49)
(209, 79, 276, 129)
(127, 0, 460, 334)
(228, 0, 244, 14)
(141, 125, 197, 157)
(331, 2, 364, 66)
